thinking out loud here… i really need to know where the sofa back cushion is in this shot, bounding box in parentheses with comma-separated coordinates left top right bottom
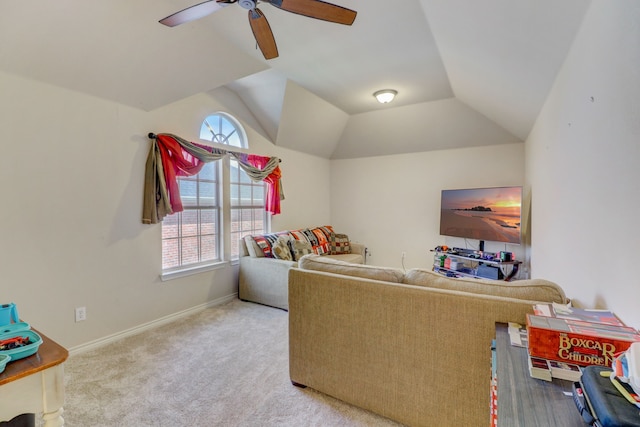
(402, 268, 567, 303)
(298, 254, 405, 283)
(244, 236, 264, 258)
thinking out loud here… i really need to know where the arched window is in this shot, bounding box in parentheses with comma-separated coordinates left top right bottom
(162, 113, 267, 274)
(199, 112, 247, 148)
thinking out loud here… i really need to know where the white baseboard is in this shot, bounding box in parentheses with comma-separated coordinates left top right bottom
(68, 293, 238, 356)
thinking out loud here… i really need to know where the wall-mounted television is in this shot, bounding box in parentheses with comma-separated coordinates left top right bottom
(439, 186, 522, 247)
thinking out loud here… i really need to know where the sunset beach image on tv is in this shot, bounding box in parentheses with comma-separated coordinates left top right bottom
(439, 186, 522, 244)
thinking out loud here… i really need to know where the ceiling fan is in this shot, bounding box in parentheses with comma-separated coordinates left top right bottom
(159, 0, 357, 60)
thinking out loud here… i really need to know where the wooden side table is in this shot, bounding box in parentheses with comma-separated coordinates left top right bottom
(0, 328, 68, 427)
(494, 323, 584, 426)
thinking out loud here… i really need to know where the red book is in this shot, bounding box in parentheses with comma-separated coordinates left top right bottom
(527, 314, 640, 367)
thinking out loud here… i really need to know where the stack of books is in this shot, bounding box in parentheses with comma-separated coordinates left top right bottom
(508, 322, 581, 381)
(532, 303, 627, 327)
(527, 354, 553, 381)
(521, 303, 640, 381)
(547, 359, 583, 381)
(524, 354, 583, 381)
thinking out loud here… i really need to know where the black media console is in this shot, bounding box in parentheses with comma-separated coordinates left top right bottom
(431, 247, 522, 281)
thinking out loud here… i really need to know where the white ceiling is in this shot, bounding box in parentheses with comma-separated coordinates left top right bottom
(0, 0, 592, 158)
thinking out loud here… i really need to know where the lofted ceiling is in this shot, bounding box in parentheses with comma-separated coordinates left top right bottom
(0, 0, 592, 159)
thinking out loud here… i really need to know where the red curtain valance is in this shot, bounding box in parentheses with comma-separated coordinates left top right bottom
(142, 133, 283, 224)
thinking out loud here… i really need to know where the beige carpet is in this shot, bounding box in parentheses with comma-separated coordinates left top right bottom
(63, 299, 405, 427)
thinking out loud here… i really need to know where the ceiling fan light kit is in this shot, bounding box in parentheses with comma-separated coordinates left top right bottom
(374, 89, 397, 104)
(239, 0, 257, 9)
(159, 0, 357, 60)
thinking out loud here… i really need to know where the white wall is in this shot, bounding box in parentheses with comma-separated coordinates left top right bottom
(0, 70, 330, 350)
(330, 143, 525, 271)
(527, 0, 640, 327)
(269, 145, 332, 233)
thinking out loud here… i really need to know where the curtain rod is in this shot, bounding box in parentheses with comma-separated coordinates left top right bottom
(147, 132, 280, 162)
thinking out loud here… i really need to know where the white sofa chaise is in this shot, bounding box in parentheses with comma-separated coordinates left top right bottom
(238, 226, 365, 310)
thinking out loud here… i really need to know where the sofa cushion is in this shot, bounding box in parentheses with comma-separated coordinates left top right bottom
(289, 239, 314, 261)
(329, 233, 351, 255)
(298, 254, 405, 283)
(402, 268, 567, 303)
(327, 253, 365, 264)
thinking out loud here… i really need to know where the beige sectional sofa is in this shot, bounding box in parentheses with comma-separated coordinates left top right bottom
(289, 255, 567, 427)
(238, 226, 366, 310)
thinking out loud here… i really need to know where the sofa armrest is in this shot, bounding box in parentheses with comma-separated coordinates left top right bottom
(350, 242, 366, 257)
(239, 237, 250, 257)
(239, 256, 295, 310)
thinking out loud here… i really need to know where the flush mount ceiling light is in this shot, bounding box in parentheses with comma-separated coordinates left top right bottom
(373, 89, 397, 104)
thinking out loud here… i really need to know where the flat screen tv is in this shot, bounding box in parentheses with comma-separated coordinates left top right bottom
(439, 186, 522, 247)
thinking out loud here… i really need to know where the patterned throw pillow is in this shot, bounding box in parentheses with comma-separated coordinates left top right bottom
(312, 226, 334, 254)
(289, 239, 313, 261)
(289, 230, 307, 243)
(252, 232, 290, 258)
(295, 226, 333, 255)
(290, 228, 325, 254)
(329, 233, 351, 255)
(272, 235, 293, 261)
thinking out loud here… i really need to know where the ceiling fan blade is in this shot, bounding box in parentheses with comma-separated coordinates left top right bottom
(248, 8, 279, 60)
(159, 0, 231, 27)
(264, 0, 356, 25)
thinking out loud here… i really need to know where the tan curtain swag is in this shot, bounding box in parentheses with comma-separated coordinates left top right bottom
(142, 133, 283, 224)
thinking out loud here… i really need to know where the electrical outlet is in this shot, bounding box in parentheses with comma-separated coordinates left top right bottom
(75, 307, 86, 322)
